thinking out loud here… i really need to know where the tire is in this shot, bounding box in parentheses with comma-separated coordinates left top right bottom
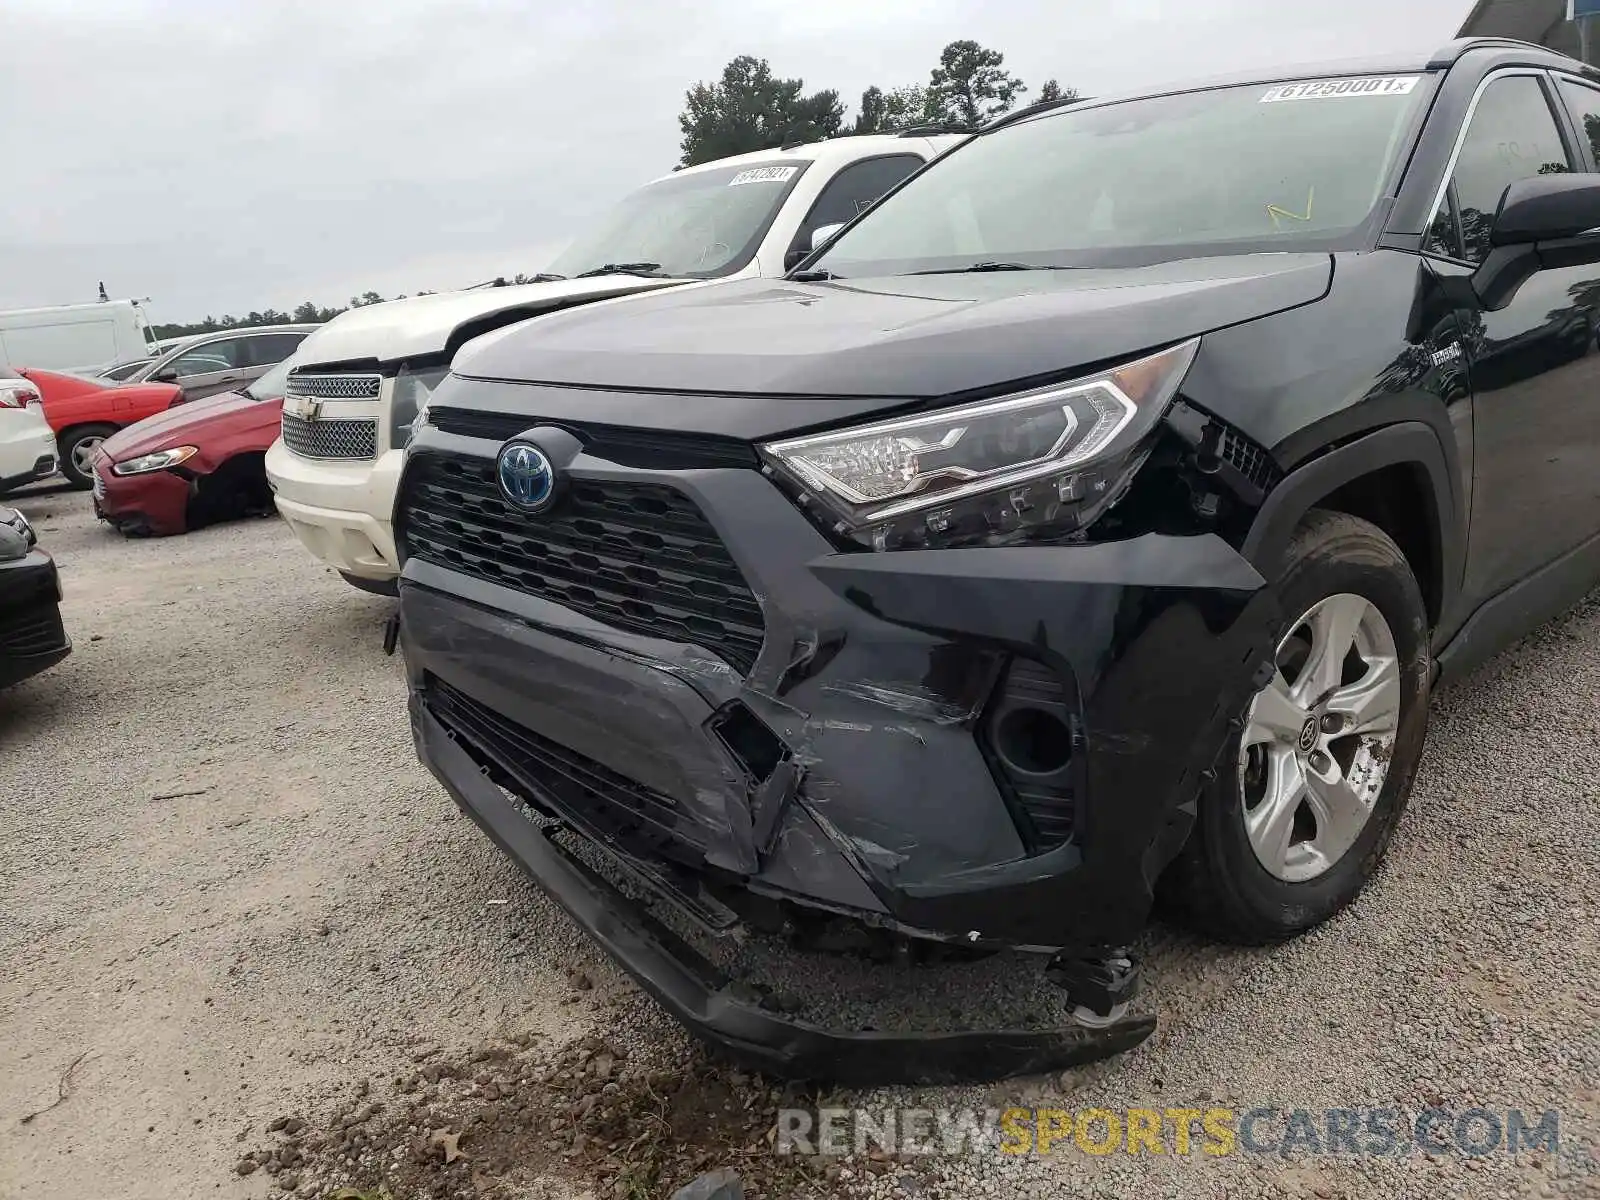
(58, 424, 119, 490)
(1162, 509, 1431, 945)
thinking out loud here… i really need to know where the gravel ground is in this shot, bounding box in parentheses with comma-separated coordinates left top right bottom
(1, 488, 1595, 1200)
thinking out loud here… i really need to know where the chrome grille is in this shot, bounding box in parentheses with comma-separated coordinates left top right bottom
(397, 452, 766, 673)
(281, 413, 378, 460)
(285, 372, 382, 400)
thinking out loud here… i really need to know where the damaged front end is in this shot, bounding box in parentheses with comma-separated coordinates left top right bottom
(393, 397, 1279, 1082)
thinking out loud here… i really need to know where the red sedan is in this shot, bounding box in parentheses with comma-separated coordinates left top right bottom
(17, 368, 184, 489)
(91, 360, 289, 537)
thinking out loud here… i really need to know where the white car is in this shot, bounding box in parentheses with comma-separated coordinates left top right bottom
(266, 132, 961, 593)
(0, 373, 58, 493)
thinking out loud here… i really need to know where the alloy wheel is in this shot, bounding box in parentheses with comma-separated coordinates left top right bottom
(1237, 592, 1402, 883)
(71, 438, 105, 477)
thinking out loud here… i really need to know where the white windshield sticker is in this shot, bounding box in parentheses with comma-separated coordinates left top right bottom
(727, 165, 800, 186)
(1260, 76, 1420, 103)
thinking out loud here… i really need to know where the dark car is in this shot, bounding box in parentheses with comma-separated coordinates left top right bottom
(92, 357, 292, 537)
(392, 39, 1600, 1082)
(0, 506, 70, 689)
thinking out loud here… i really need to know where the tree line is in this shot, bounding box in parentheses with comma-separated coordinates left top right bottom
(153, 40, 1067, 334)
(678, 39, 1073, 165)
(151, 291, 392, 340)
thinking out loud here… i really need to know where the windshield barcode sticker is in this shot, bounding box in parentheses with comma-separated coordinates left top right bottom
(1260, 76, 1420, 103)
(727, 165, 800, 186)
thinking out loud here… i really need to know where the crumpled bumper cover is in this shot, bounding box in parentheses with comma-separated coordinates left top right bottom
(92, 457, 190, 535)
(413, 697, 1157, 1084)
(402, 526, 1278, 952)
(398, 440, 1281, 1080)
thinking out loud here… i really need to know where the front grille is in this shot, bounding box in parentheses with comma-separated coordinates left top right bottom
(425, 675, 709, 861)
(281, 413, 378, 461)
(0, 604, 67, 657)
(399, 452, 765, 673)
(427, 407, 759, 470)
(285, 372, 382, 400)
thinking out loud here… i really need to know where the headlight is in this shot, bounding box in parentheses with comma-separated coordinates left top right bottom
(111, 446, 199, 476)
(391, 365, 449, 448)
(761, 339, 1199, 550)
(0, 507, 34, 546)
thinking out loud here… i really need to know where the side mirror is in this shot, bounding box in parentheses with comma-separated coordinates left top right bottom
(809, 222, 846, 251)
(154, 367, 180, 383)
(1475, 174, 1600, 311)
(1491, 173, 1600, 246)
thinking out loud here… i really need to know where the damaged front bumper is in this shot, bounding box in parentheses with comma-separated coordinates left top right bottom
(414, 700, 1156, 1084)
(397, 432, 1278, 1078)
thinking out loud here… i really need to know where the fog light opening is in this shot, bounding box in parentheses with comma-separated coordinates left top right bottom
(994, 706, 1073, 777)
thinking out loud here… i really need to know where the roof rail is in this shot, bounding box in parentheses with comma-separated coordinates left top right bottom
(894, 123, 975, 137)
(983, 95, 1092, 134)
(1430, 35, 1579, 67)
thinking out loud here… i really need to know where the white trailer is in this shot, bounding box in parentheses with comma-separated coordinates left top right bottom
(0, 299, 160, 372)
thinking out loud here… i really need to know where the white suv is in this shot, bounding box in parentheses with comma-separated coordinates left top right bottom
(0, 372, 57, 494)
(266, 132, 961, 593)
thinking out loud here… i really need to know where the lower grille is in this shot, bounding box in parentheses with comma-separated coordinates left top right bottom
(281, 413, 378, 461)
(425, 675, 708, 863)
(0, 604, 67, 657)
(398, 452, 765, 673)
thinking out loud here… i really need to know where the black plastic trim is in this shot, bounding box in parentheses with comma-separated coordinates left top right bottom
(414, 699, 1156, 1084)
(1243, 422, 1461, 636)
(1436, 527, 1600, 682)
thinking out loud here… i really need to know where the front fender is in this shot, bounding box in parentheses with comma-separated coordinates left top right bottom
(1241, 421, 1461, 634)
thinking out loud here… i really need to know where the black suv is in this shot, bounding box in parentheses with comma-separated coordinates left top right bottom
(394, 39, 1600, 1080)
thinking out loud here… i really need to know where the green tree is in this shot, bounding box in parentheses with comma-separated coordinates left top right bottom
(1037, 79, 1078, 105)
(348, 290, 385, 308)
(924, 40, 1027, 129)
(851, 84, 930, 134)
(678, 55, 844, 166)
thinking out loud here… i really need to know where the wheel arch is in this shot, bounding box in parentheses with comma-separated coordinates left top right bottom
(57, 419, 122, 440)
(1242, 422, 1461, 629)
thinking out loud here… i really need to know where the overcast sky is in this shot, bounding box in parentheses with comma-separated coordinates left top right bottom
(2, 0, 1473, 322)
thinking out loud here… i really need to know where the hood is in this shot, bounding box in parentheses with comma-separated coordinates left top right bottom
(454, 254, 1334, 401)
(292, 276, 698, 368)
(101, 389, 277, 460)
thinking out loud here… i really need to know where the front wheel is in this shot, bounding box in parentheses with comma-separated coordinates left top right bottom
(58, 424, 119, 490)
(1163, 510, 1431, 945)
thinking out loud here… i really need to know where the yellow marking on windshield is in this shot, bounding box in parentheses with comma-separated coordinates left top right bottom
(1267, 186, 1314, 228)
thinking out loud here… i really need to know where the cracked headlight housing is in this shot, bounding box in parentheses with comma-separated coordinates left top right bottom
(391, 365, 449, 448)
(111, 446, 199, 476)
(761, 339, 1199, 550)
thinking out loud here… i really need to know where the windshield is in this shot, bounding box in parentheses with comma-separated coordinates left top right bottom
(545, 160, 810, 279)
(246, 357, 294, 400)
(815, 76, 1432, 276)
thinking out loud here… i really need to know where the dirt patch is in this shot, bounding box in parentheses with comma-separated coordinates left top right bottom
(242, 1030, 912, 1200)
